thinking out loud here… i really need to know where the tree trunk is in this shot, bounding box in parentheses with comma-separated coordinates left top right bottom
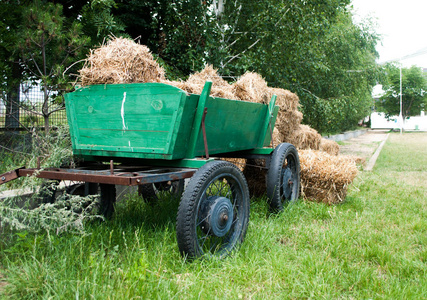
(5, 63, 21, 130)
(5, 85, 20, 129)
(43, 87, 50, 133)
(44, 114, 50, 133)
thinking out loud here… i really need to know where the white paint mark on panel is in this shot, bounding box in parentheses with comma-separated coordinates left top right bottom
(121, 92, 127, 131)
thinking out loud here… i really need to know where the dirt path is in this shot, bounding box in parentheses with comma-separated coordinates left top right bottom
(338, 130, 389, 167)
(0, 270, 7, 294)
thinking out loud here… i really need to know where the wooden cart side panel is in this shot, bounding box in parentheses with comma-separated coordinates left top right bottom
(65, 83, 196, 159)
(192, 97, 269, 156)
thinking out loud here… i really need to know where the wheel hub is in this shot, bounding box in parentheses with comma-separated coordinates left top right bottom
(281, 168, 293, 199)
(201, 196, 234, 237)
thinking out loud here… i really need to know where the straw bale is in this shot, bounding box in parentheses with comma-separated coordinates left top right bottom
(211, 86, 237, 99)
(340, 155, 366, 166)
(285, 124, 321, 150)
(299, 150, 358, 204)
(232, 72, 269, 103)
(267, 87, 299, 112)
(221, 158, 247, 172)
(172, 65, 236, 99)
(166, 81, 237, 99)
(276, 110, 303, 139)
(79, 38, 165, 85)
(319, 138, 340, 156)
(186, 65, 230, 88)
(272, 127, 284, 147)
(164, 80, 199, 94)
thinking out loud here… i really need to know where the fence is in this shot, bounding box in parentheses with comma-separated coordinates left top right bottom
(0, 82, 67, 130)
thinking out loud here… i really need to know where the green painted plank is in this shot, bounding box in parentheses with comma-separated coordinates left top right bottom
(262, 105, 279, 147)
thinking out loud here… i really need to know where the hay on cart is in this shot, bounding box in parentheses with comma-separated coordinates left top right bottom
(77, 42, 360, 204)
(79, 38, 165, 86)
(232, 72, 269, 103)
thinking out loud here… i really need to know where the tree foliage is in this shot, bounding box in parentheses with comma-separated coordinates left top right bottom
(112, 0, 215, 79)
(377, 64, 427, 120)
(0, 0, 27, 128)
(212, 1, 380, 133)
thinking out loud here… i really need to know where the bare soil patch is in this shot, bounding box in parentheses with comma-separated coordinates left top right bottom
(339, 130, 389, 164)
(0, 271, 8, 293)
(390, 171, 427, 189)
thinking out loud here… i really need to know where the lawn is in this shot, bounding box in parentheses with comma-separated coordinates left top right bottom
(0, 132, 426, 299)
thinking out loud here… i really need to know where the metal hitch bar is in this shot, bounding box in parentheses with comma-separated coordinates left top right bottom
(0, 165, 197, 186)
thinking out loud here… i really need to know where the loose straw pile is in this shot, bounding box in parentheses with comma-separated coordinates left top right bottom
(79, 38, 165, 85)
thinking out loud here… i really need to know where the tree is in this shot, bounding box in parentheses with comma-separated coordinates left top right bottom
(377, 64, 427, 120)
(17, 0, 89, 132)
(0, 1, 26, 129)
(80, 0, 126, 45)
(210, 0, 380, 133)
(297, 10, 381, 133)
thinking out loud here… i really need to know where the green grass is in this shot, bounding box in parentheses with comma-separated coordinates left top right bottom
(1, 133, 427, 299)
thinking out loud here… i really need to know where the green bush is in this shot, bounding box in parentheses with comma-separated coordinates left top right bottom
(0, 126, 100, 234)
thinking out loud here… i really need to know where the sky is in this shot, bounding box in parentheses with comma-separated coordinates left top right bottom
(351, 0, 427, 68)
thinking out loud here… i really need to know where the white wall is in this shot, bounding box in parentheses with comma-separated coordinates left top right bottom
(371, 112, 427, 130)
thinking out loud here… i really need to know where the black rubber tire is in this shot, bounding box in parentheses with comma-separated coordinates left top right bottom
(266, 143, 300, 212)
(65, 182, 99, 197)
(39, 181, 99, 202)
(99, 184, 116, 219)
(155, 180, 185, 197)
(138, 183, 157, 202)
(138, 180, 185, 203)
(176, 161, 250, 260)
(37, 180, 60, 204)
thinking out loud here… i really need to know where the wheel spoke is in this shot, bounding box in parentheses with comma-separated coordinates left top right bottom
(217, 180, 226, 196)
(225, 184, 232, 199)
(209, 237, 223, 252)
(200, 227, 212, 249)
(196, 213, 209, 227)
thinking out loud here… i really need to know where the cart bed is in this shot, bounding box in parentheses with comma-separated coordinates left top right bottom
(65, 82, 278, 161)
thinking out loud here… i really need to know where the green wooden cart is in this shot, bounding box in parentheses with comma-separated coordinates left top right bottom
(0, 81, 301, 259)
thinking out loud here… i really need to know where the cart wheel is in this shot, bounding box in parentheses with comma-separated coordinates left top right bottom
(37, 180, 61, 204)
(266, 143, 300, 212)
(37, 181, 98, 202)
(138, 180, 184, 202)
(176, 161, 250, 259)
(65, 182, 99, 197)
(99, 184, 116, 219)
